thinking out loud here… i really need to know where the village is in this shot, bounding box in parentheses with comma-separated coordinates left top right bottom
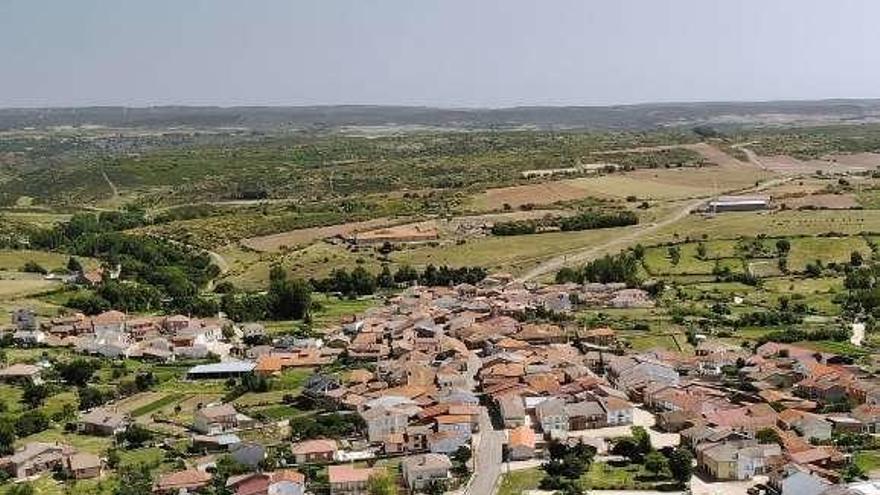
(0, 273, 878, 495)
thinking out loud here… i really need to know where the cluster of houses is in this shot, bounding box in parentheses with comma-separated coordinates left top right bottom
(627, 340, 880, 494)
(9, 277, 880, 495)
(8, 308, 240, 361)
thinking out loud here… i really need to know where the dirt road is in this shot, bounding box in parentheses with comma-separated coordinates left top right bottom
(516, 198, 704, 282)
(516, 175, 792, 282)
(737, 147, 768, 171)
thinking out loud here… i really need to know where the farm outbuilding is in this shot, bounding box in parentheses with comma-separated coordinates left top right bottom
(707, 195, 770, 213)
(187, 360, 256, 379)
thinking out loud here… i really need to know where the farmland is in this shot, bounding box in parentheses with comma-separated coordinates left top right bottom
(6, 111, 880, 495)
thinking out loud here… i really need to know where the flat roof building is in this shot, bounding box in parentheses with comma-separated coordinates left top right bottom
(707, 195, 770, 213)
(187, 361, 256, 379)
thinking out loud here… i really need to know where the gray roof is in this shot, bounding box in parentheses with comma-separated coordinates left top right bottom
(188, 361, 255, 374)
(80, 408, 127, 428)
(536, 398, 567, 417)
(498, 395, 525, 418)
(402, 453, 452, 472)
(565, 401, 605, 417)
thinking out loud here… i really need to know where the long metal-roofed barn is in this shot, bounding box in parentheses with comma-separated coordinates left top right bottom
(187, 360, 256, 379)
(707, 195, 770, 213)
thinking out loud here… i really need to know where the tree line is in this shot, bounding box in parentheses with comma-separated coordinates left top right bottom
(556, 251, 642, 286)
(220, 264, 487, 322)
(492, 211, 638, 236)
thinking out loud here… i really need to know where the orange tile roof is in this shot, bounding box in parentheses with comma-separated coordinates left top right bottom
(155, 469, 212, 491)
(271, 470, 305, 484)
(436, 414, 472, 424)
(290, 438, 337, 455)
(508, 424, 536, 448)
(328, 465, 373, 484)
(255, 355, 283, 373)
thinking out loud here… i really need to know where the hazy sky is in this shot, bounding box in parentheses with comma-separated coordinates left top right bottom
(3, 0, 880, 108)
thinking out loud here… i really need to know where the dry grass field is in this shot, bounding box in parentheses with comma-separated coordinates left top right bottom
(642, 210, 880, 244)
(777, 193, 859, 210)
(0, 274, 59, 299)
(756, 152, 880, 174)
(0, 249, 98, 272)
(469, 144, 773, 210)
(241, 217, 396, 252)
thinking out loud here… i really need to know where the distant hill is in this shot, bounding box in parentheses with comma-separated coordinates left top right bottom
(3, 99, 880, 131)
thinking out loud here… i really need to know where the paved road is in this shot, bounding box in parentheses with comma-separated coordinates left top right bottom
(465, 408, 504, 495)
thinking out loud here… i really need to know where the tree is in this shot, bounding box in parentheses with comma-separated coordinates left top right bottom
(350, 266, 377, 296)
(22, 382, 50, 408)
(367, 470, 398, 495)
(668, 448, 693, 486)
(394, 265, 419, 284)
(776, 239, 791, 256)
(114, 464, 154, 495)
(842, 463, 866, 482)
(0, 419, 16, 455)
(451, 445, 472, 477)
(852, 251, 864, 267)
(267, 266, 312, 320)
(668, 246, 681, 266)
(78, 386, 110, 410)
(644, 451, 668, 479)
(377, 265, 395, 288)
(66, 293, 111, 315)
(116, 424, 153, 448)
(15, 411, 49, 437)
(106, 448, 121, 469)
(778, 256, 788, 273)
(805, 260, 823, 278)
(423, 479, 447, 495)
(756, 427, 782, 445)
(610, 437, 640, 461)
(67, 256, 83, 273)
(56, 359, 101, 387)
(21, 261, 47, 274)
(631, 426, 652, 457)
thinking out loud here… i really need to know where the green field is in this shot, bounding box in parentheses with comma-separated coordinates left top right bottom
(130, 393, 186, 417)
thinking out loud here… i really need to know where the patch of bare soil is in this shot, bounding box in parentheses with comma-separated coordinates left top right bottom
(241, 217, 396, 252)
(777, 193, 859, 210)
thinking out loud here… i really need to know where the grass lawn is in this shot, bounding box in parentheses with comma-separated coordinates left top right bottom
(855, 450, 880, 473)
(117, 447, 166, 469)
(40, 390, 78, 419)
(642, 243, 742, 276)
(17, 429, 113, 455)
(498, 467, 543, 495)
(247, 404, 305, 420)
(643, 210, 880, 246)
(0, 384, 24, 413)
(581, 462, 666, 490)
(275, 368, 313, 390)
(0, 249, 98, 272)
(786, 236, 870, 271)
(626, 334, 682, 352)
(395, 226, 633, 274)
(311, 295, 377, 327)
(130, 393, 186, 417)
(0, 275, 59, 299)
(796, 340, 869, 358)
